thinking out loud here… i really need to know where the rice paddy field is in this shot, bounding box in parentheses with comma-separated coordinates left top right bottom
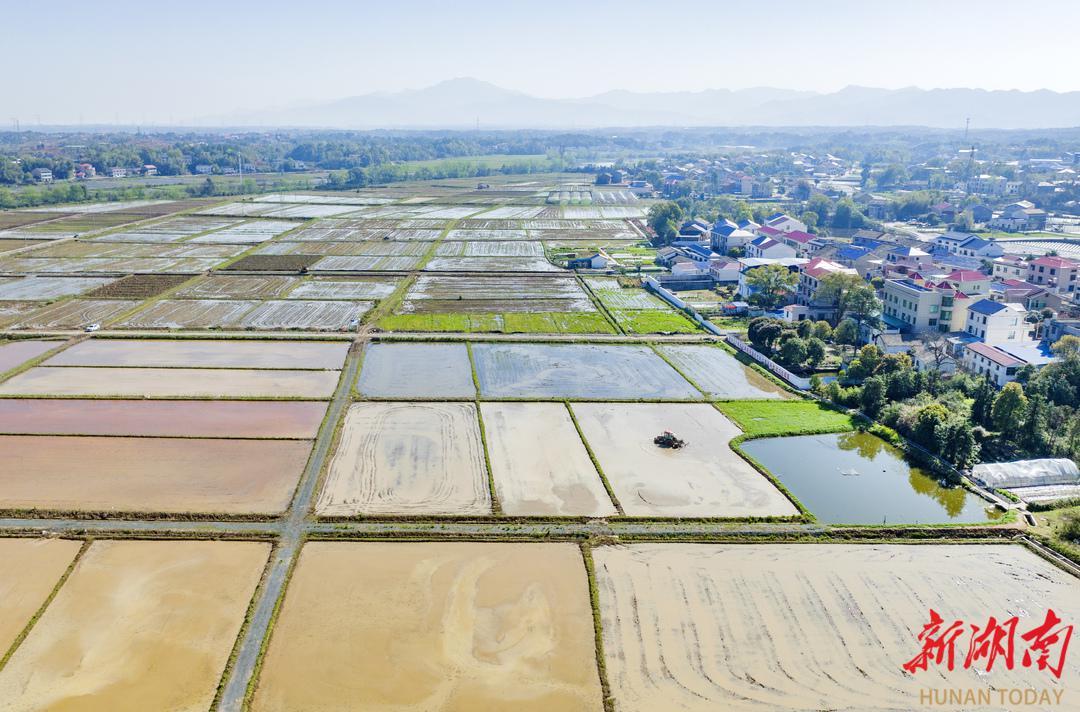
(0, 179, 1073, 712)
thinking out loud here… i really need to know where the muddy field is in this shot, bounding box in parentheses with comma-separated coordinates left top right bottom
(0, 435, 311, 514)
(250, 542, 602, 711)
(0, 340, 59, 372)
(0, 399, 326, 438)
(482, 402, 615, 516)
(0, 540, 268, 711)
(0, 538, 83, 653)
(46, 338, 349, 369)
(424, 256, 558, 272)
(595, 543, 1080, 711)
(316, 402, 490, 516)
(82, 274, 194, 299)
(357, 342, 475, 398)
(572, 403, 797, 517)
(472, 343, 700, 399)
(657, 344, 788, 399)
(0, 366, 340, 398)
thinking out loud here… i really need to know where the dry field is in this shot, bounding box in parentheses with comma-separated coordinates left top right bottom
(0, 367, 340, 398)
(482, 402, 616, 516)
(472, 343, 700, 399)
(250, 542, 602, 711)
(223, 254, 322, 272)
(0, 399, 327, 438)
(357, 342, 476, 398)
(0, 340, 59, 372)
(572, 403, 798, 517)
(595, 543, 1080, 711)
(116, 299, 259, 329)
(316, 402, 490, 516)
(0, 435, 312, 514)
(657, 345, 789, 399)
(11, 299, 139, 330)
(0, 538, 82, 653)
(0, 540, 268, 711)
(46, 338, 349, 369)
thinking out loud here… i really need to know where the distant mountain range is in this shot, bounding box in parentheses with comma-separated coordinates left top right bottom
(223, 78, 1080, 130)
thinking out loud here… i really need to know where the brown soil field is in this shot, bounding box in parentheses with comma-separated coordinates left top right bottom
(316, 402, 490, 516)
(595, 543, 1080, 711)
(0, 340, 60, 372)
(482, 402, 615, 516)
(0, 239, 45, 253)
(0, 540, 268, 711)
(0, 538, 83, 654)
(0, 435, 311, 514)
(571, 403, 798, 517)
(82, 274, 194, 299)
(251, 542, 602, 711)
(116, 298, 259, 329)
(0, 212, 69, 229)
(45, 338, 349, 369)
(0, 366, 340, 398)
(223, 254, 322, 272)
(0, 399, 326, 438)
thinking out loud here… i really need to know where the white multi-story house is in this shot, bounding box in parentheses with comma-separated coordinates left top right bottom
(1027, 256, 1080, 296)
(964, 299, 1026, 343)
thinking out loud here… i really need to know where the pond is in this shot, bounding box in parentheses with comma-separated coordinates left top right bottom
(740, 432, 1003, 524)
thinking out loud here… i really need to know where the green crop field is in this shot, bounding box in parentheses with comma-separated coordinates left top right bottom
(716, 400, 857, 437)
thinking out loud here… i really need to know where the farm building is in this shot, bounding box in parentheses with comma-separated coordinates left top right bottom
(567, 253, 610, 270)
(971, 458, 1080, 503)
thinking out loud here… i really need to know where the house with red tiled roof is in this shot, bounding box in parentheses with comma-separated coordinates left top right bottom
(1026, 255, 1079, 296)
(794, 258, 859, 320)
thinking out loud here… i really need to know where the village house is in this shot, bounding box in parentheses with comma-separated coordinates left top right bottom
(933, 232, 1004, 259)
(1026, 256, 1079, 296)
(992, 254, 1028, 281)
(964, 299, 1027, 343)
(109, 167, 127, 178)
(31, 168, 53, 183)
(736, 257, 807, 300)
(989, 201, 1048, 232)
(744, 235, 797, 259)
(794, 258, 859, 320)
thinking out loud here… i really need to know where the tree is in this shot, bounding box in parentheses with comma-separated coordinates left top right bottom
(918, 331, 956, 372)
(831, 198, 867, 229)
(807, 194, 831, 223)
(833, 318, 860, 357)
(913, 403, 950, 450)
(745, 264, 798, 310)
(811, 320, 833, 342)
(805, 337, 827, 369)
(846, 344, 883, 381)
(1051, 335, 1080, 360)
(971, 378, 995, 427)
(815, 273, 879, 328)
(646, 201, 683, 245)
(861, 375, 888, 417)
(991, 382, 1028, 438)
(940, 420, 979, 468)
(778, 337, 808, 370)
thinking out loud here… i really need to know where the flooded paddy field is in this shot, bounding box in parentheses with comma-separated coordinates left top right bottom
(357, 342, 475, 398)
(172, 274, 300, 299)
(573, 403, 798, 517)
(0, 399, 327, 438)
(0, 339, 59, 372)
(311, 254, 424, 271)
(740, 431, 1001, 524)
(472, 343, 700, 399)
(408, 274, 587, 300)
(656, 344, 789, 399)
(0, 540, 268, 711)
(436, 240, 544, 256)
(0, 276, 115, 301)
(237, 299, 369, 331)
(595, 543, 1080, 711)
(250, 542, 602, 711)
(398, 296, 596, 314)
(424, 255, 559, 272)
(286, 277, 399, 300)
(11, 299, 139, 330)
(116, 298, 259, 329)
(482, 402, 615, 516)
(0, 435, 311, 514)
(46, 338, 349, 369)
(0, 366, 340, 398)
(0, 538, 82, 653)
(316, 402, 490, 516)
(188, 219, 299, 243)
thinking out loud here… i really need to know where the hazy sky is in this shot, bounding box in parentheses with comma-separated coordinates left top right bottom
(6, 0, 1079, 125)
